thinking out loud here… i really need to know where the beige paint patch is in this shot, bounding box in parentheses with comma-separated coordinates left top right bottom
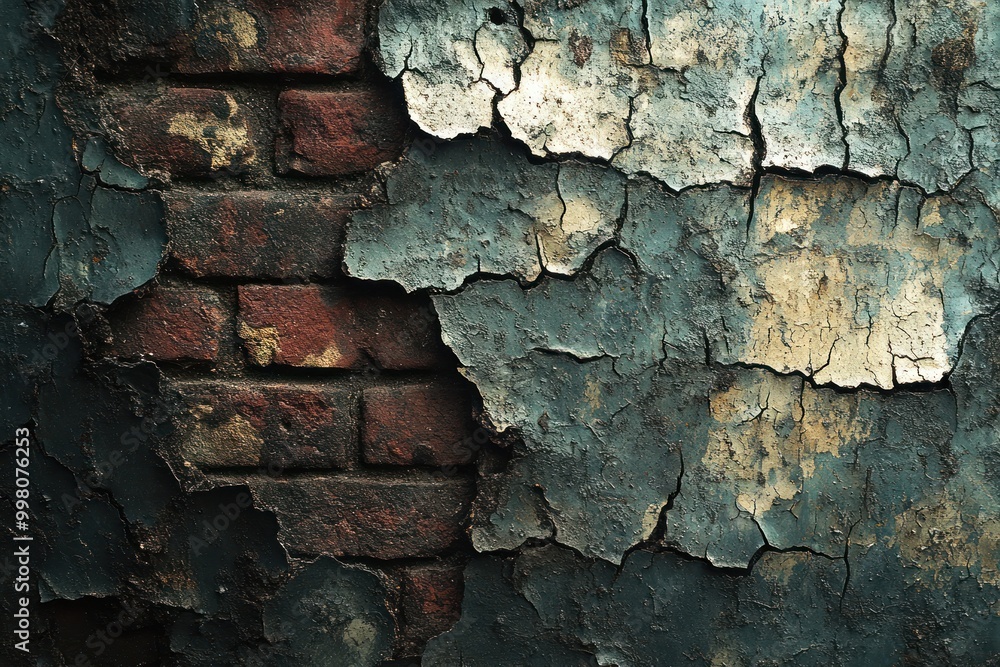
(709, 648, 747, 667)
(536, 162, 621, 275)
(703, 373, 801, 518)
(401, 73, 495, 140)
(702, 370, 866, 518)
(583, 377, 602, 413)
(342, 618, 379, 656)
(377, 2, 525, 141)
(733, 177, 965, 389)
(475, 26, 520, 94)
(301, 344, 346, 368)
(560, 196, 604, 236)
(756, 550, 811, 588)
(641, 502, 666, 540)
(195, 6, 259, 68)
(498, 42, 635, 160)
(894, 490, 1000, 588)
(536, 194, 611, 275)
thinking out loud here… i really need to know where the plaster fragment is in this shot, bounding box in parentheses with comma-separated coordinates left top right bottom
(346, 138, 624, 291)
(496, 0, 647, 160)
(377, 0, 526, 138)
(757, 0, 846, 171)
(614, 0, 764, 187)
(840, 0, 908, 177)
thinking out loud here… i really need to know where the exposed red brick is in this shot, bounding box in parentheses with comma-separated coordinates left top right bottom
(244, 475, 472, 558)
(166, 191, 351, 279)
(105, 88, 256, 177)
(237, 285, 361, 368)
(399, 563, 464, 651)
(75, 0, 366, 75)
(175, 382, 356, 469)
(357, 296, 452, 370)
(276, 89, 407, 176)
(176, 0, 368, 75)
(363, 383, 475, 466)
(237, 285, 453, 370)
(109, 287, 226, 362)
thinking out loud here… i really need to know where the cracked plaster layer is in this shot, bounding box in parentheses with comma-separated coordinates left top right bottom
(1, 0, 166, 309)
(716, 175, 1000, 388)
(379, 0, 1000, 191)
(347, 138, 624, 291)
(841, 0, 1000, 191)
(349, 136, 1000, 570)
(377, 0, 526, 139)
(7, 0, 997, 661)
(349, 0, 1000, 653)
(421, 313, 1000, 666)
(379, 0, 900, 189)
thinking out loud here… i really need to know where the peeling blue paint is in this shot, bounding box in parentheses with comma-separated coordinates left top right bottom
(1, 0, 165, 307)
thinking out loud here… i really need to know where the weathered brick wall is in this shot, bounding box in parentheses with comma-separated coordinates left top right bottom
(2, 0, 481, 663)
(89, 1, 476, 658)
(5, 0, 1000, 664)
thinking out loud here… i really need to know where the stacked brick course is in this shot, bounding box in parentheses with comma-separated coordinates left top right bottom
(86, 0, 477, 658)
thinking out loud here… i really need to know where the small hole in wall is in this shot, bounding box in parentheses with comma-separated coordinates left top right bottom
(488, 7, 507, 25)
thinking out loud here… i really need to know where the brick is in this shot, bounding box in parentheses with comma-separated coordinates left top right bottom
(237, 285, 453, 370)
(110, 287, 226, 362)
(166, 191, 350, 279)
(175, 0, 367, 75)
(358, 296, 452, 370)
(238, 285, 360, 368)
(77, 0, 367, 76)
(244, 475, 472, 558)
(104, 88, 256, 177)
(175, 382, 356, 469)
(398, 563, 464, 652)
(276, 89, 407, 176)
(362, 383, 475, 466)
(69, 0, 191, 69)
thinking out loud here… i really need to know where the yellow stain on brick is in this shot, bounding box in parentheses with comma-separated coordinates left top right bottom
(168, 92, 253, 171)
(239, 321, 281, 366)
(301, 344, 346, 368)
(182, 409, 264, 467)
